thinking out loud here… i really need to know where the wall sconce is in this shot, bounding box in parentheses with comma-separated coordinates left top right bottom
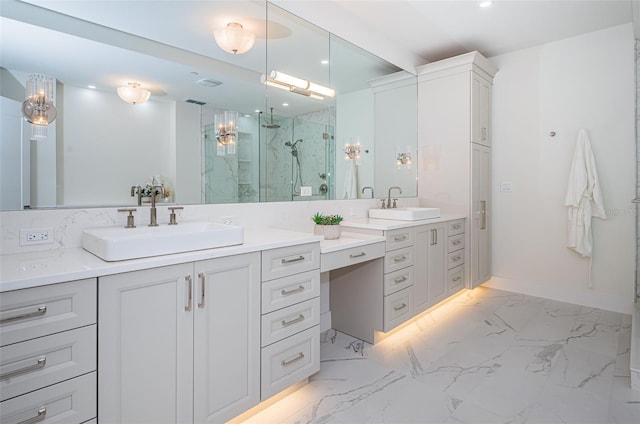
(344, 140, 361, 161)
(117, 82, 151, 105)
(214, 22, 255, 55)
(21, 73, 57, 139)
(261, 70, 335, 100)
(397, 152, 412, 168)
(215, 111, 238, 156)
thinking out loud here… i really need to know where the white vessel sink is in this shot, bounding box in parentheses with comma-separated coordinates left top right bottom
(368, 207, 441, 221)
(82, 222, 243, 261)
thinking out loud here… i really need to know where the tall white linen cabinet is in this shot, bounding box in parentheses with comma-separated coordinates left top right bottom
(417, 51, 498, 288)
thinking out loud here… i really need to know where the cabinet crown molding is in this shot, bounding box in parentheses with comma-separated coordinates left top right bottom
(416, 51, 498, 81)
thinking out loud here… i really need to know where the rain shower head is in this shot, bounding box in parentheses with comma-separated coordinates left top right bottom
(261, 107, 280, 128)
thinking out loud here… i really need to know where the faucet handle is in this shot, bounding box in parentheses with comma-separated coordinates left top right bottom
(117, 208, 137, 228)
(380, 199, 386, 209)
(392, 199, 398, 208)
(168, 206, 184, 225)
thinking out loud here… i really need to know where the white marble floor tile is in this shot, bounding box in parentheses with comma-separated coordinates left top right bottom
(241, 288, 640, 424)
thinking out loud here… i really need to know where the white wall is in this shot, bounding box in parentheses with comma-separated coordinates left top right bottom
(62, 86, 174, 206)
(487, 24, 636, 313)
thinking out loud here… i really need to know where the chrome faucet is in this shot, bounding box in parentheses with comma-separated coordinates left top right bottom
(387, 186, 402, 208)
(362, 186, 374, 199)
(149, 185, 165, 227)
(131, 185, 143, 206)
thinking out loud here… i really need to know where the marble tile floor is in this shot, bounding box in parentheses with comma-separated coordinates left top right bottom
(242, 287, 640, 424)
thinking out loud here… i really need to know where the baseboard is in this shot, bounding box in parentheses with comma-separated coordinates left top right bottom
(484, 276, 633, 315)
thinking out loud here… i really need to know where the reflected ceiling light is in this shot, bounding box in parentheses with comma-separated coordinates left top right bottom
(260, 70, 335, 100)
(215, 111, 238, 156)
(214, 22, 255, 55)
(21, 73, 57, 139)
(479, 1, 492, 7)
(117, 82, 150, 105)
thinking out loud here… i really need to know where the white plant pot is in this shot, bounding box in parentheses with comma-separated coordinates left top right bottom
(314, 224, 341, 240)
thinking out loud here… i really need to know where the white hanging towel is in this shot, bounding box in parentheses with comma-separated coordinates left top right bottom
(564, 129, 606, 257)
(342, 159, 358, 199)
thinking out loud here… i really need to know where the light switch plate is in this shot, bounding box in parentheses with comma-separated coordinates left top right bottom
(300, 186, 312, 196)
(500, 181, 513, 192)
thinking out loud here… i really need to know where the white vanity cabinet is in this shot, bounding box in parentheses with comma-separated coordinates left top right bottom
(446, 219, 466, 295)
(260, 243, 321, 400)
(0, 279, 97, 424)
(98, 252, 261, 424)
(413, 222, 447, 314)
(417, 51, 497, 289)
(382, 229, 415, 331)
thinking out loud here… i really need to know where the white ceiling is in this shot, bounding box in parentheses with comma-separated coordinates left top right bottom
(1, 0, 635, 115)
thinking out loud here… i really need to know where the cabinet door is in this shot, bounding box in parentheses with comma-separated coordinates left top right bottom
(193, 253, 260, 424)
(471, 144, 491, 287)
(471, 73, 492, 147)
(428, 223, 447, 306)
(98, 263, 193, 424)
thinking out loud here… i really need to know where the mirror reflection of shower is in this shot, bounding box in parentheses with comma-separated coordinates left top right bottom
(262, 108, 280, 129)
(285, 139, 304, 197)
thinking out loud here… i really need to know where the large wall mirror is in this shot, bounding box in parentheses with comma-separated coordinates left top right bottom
(0, 0, 417, 211)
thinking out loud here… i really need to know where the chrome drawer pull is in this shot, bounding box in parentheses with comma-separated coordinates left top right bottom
(197, 272, 205, 309)
(393, 235, 407, 241)
(394, 303, 407, 311)
(453, 223, 462, 230)
(18, 407, 46, 424)
(393, 256, 407, 263)
(393, 276, 407, 284)
(349, 252, 366, 258)
(453, 276, 462, 282)
(453, 256, 462, 262)
(1, 305, 47, 324)
(453, 240, 462, 246)
(281, 314, 305, 327)
(0, 357, 46, 380)
(185, 275, 193, 312)
(281, 255, 305, 264)
(281, 285, 305, 296)
(281, 352, 305, 367)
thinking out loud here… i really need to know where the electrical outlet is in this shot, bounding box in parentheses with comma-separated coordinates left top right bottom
(20, 228, 54, 245)
(220, 216, 233, 225)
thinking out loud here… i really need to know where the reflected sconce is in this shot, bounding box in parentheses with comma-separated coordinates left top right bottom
(117, 82, 151, 105)
(344, 139, 361, 161)
(215, 111, 238, 156)
(21, 73, 57, 139)
(396, 152, 412, 168)
(261, 70, 335, 100)
(214, 22, 255, 55)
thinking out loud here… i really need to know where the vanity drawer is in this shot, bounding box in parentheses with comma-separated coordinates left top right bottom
(447, 250, 465, 270)
(447, 265, 465, 295)
(0, 371, 96, 424)
(383, 286, 414, 332)
(384, 246, 413, 274)
(447, 219, 465, 236)
(262, 243, 320, 282)
(383, 266, 414, 296)
(261, 325, 320, 400)
(0, 279, 97, 347)
(448, 233, 465, 253)
(320, 241, 385, 272)
(385, 228, 414, 251)
(261, 298, 320, 347)
(261, 270, 320, 314)
(0, 325, 96, 401)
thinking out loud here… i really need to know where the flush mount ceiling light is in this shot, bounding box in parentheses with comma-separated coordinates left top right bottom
(21, 73, 57, 139)
(261, 70, 335, 100)
(117, 82, 150, 105)
(214, 22, 255, 55)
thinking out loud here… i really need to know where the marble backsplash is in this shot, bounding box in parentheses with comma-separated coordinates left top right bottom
(0, 198, 415, 256)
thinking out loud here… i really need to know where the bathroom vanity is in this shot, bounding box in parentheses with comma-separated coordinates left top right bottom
(0, 217, 465, 423)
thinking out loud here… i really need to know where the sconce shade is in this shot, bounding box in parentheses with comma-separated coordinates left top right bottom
(22, 73, 57, 139)
(214, 22, 255, 55)
(117, 82, 151, 105)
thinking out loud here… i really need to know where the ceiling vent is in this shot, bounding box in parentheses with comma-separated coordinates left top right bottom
(196, 78, 222, 88)
(185, 98, 206, 105)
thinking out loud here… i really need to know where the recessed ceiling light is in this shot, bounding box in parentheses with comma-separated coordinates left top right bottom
(321, 60, 329, 65)
(479, 1, 492, 7)
(88, 85, 96, 89)
(255, 109, 262, 113)
(282, 103, 289, 107)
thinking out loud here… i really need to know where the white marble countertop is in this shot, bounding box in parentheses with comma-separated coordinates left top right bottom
(0, 228, 323, 292)
(340, 214, 466, 231)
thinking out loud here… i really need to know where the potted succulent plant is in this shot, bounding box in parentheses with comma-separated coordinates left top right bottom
(312, 212, 344, 240)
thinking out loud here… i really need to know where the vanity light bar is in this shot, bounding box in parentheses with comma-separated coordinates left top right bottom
(260, 70, 335, 99)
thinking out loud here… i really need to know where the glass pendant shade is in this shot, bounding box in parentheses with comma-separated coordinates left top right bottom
(117, 82, 151, 105)
(214, 22, 255, 55)
(21, 73, 57, 139)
